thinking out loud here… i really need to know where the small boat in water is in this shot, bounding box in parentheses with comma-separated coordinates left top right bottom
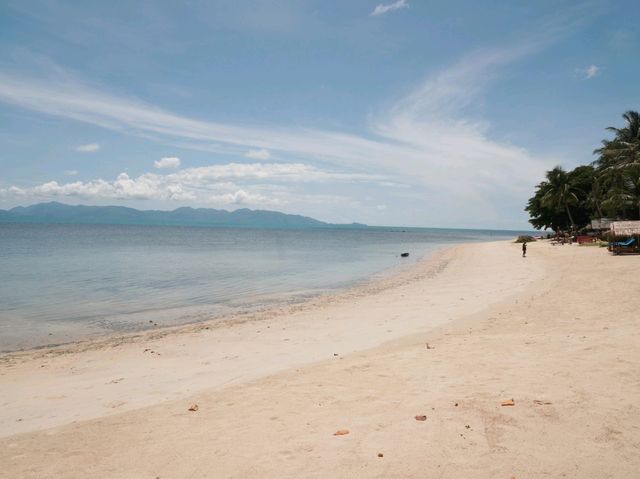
(400, 252, 409, 257)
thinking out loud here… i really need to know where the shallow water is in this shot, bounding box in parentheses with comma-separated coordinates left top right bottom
(0, 223, 524, 351)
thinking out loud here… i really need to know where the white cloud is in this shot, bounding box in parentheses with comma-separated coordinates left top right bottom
(0, 66, 545, 194)
(1, 186, 27, 197)
(64, 170, 79, 176)
(154, 156, 181, 169)
(3, 163, 384, 207)
(74, 143, 100, 153)
(168, 162, 385, 184)
(0, 32, 572, 224)
(583, 64, 599, 79)
(371, 0, 408, 16)
(207, 189, 281, 206)
(31, 173, 171, 201)
(244, 148, 272, 160)
(369, 45, 555, 200)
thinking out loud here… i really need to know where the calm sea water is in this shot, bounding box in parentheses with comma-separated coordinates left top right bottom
(0, 223, 524, 352)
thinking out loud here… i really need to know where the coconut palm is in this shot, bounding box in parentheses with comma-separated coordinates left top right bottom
(526, 111, 640, 230)
(588, 174, 605, 219)
(540, 166, 580, 230)
(594, 110, 640, 171)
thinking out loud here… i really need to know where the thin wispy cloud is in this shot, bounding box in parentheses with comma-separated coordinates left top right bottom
(371, 0, 408, 16)
(245, 148, 272, 160)
(74, 143, 100, 153)
(64, 170, 79, 176)
(0, 18, 584, 221)
(0, 0, 612, 227)
(608, 28, 635, 52)
(154, 156, 181, 169)
(0, 53, 547, 193)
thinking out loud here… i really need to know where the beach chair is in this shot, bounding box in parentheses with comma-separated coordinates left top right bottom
(609, 237, 637, 255)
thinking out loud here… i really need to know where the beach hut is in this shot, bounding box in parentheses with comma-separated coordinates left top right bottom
(590, 218, 613, 231)
(610, 220, 640, 237)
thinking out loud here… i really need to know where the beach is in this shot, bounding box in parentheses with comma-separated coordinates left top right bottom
(1, 240, 639, 478)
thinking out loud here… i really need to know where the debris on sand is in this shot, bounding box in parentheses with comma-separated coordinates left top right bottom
(414, 415, 427, 421)
(188, 404, 199, 412)
(333, 429, 350, 436)
(533, 400, 552, 405)
(501, 399, 516, 407)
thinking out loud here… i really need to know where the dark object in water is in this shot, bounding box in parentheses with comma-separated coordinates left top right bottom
(400, 252, 409, 257)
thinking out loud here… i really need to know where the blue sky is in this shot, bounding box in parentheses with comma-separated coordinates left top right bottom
(0, 0, 638, 229)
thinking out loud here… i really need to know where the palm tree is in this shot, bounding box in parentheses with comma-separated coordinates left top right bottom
(612, 170, 640, 219)
(541, 166, 580, 230)
(594, 110, 640, 171)
(588, 174, 605, 219)
(592, 111, 640, 220)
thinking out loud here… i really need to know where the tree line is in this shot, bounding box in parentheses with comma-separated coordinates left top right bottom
(526, 111, 640, 232)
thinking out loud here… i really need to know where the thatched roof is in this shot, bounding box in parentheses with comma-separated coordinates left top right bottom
(610, 221, 640, 236)
(591, 218, 612, 230)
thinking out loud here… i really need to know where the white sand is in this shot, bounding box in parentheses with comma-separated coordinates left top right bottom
(1, 240, 639, 478)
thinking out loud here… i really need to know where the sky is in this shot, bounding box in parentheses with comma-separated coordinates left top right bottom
(0, 0, 638, 229)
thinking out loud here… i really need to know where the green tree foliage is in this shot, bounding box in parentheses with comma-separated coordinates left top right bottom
(525, 166, 592, 231)
(595, 110, 640, 171)
(526, 111, 640, 231)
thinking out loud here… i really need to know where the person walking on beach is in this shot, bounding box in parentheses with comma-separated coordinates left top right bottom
(522, 241, 527, 258)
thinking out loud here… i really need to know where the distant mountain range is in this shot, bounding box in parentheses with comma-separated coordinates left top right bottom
(0, 202, 367, 229)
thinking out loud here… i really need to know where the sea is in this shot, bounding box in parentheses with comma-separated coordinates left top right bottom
(0, 223, 527, 352)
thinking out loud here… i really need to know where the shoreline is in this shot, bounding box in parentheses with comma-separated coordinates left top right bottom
(0, 243, 449, 360)
(0, 240, 544, 439)
(5, 239, 638, 477)
(1, 241, 444, 355)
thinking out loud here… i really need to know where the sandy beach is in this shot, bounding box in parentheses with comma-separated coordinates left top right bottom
(1, 240, 639, 478)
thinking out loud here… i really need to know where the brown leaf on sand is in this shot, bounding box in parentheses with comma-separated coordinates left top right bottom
(414, 415, 427, 421)
(333, 429, 350, 436)
(533, 400, 552, 405)
(501, 399, 515, 407)
(188, 404, 199, 412)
